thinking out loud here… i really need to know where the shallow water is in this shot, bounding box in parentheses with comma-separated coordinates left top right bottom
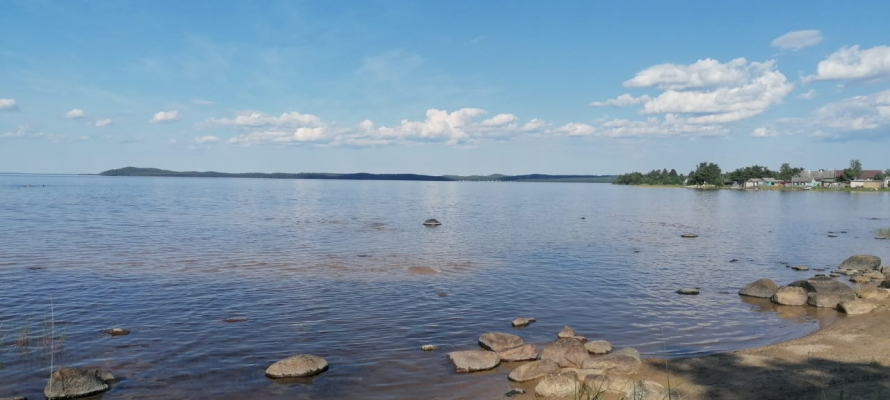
(1, 175, 888, 399)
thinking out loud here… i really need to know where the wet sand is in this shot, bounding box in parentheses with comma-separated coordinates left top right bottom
(498, 284, 890, 400)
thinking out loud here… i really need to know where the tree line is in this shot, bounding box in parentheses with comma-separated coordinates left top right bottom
(614, 160, 889, 186)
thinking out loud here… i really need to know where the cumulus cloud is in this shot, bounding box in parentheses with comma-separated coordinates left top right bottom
(65, 109, 85, 119)
(771, 30, 822, 50)
(751, 127, 777, 138)
(804, 45, 890, 82)
(555, 123, 596, 136)
(194, 135, 221, 144)
(797, 89, 817, 100)
(94, 118, 114, 127)
(150, 110, 180, 123)
(590, 94, 651, 107)
(598, 115, 727, 138)
(623, 58, 757, 90)
(219, 108, 546, 146)
(0, 98, 18, 110)
(781, 90, 890, 138)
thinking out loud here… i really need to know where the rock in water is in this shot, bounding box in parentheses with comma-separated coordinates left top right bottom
(265, 354, 329, 378)
(534, 371, 578, 398)
(508, 359, 560, 382)
(478, 332, 524, 352)
(511, 317, 536, 327)
(44, 368, 113, 400)
(497, 343, 538, 362)
(541, 338, 589, 368)
(771, 286, 807, 306)
(557, 326, 586, 341)
(420, 345, 438, 351)
(422, 218, 442, 226)
(839, 255, 882, 271)
(807, 293, 841, 308)
(791, 265, 809, 271)
(503, 388, 525, 397)
(681, 233, 698, 238)
(676, 288, 699, 295)
(739, 279, 778, 298)
(837, 300, 877, 315)
(446, 350, 500, 373)
(584, 340, 613, 354)
(103, 328, 130, 336)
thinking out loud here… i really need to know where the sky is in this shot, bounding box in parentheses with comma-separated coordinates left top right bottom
(1, 1, 890, 175)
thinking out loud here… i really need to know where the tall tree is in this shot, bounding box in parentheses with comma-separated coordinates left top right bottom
(777, 163, 804, 181)
(840, 159, 863, 181)
(688, 162, 723, 185)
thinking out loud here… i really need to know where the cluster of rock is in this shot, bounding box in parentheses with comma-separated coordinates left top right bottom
(448, 322, 671, 399)
(739, 255, 887, 315)
(43, 368, 115, 400)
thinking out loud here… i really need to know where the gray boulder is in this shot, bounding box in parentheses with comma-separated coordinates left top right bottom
(807, 293, 841, 308)
(676, 288, 700, 295)
(612, 347, 641, 361)
(839, 255, 882, 271)
(541, 338, 589, 368)
(534, 371, 578, 398)
(422, 218, 442, 226)
(508, 359, 560, 382)
(880, 280, 890, 289)
(583, 375, 634, 395)
(265, 354, 329, 378)
(478, 332, 524, 352)
(739, 279, 778, 298)
(789, 277, 856, 300)
(584, 340, 613, 354)
(771, 286, 807, 306)
(791, 265, 809, 271)
(557, 326, 586, 341)
(497, 343, 538, 362)
(44, 368, 113, 400)
(447, 350, 500, 373)
(837, 300, 877, 315)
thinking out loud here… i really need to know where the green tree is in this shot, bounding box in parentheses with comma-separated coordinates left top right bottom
(777, 163, 804, 181)
(727, 165, 774, 182)
(688, 162, 723, 185)
(839, 159, 863, 181)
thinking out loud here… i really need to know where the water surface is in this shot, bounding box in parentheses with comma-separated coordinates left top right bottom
(1, 175, 888, 399)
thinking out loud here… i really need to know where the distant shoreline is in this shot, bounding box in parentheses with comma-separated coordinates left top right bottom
(97, 167, 617, 183)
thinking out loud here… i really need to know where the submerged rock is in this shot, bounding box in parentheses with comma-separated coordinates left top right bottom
(676, 288, 700, 295)
(447, 350, 500, 373)
(791, 265, 809, 271)
(534, 371, 578, 398)
(681, 233, 698, 238)
(103, 328, 130, 336)
(508, 359, 560, 382)
(771, 286, 807, 306)
(265, 354, 329, 378)
(511, 317, 536, 327)
(739, 279, 778, 298)
(839, 255, 882, 271)
(541, 338, 589, 368)
(44, 368, 113, 400)
(503, 388, 525, 397)
(422, 218, 442, 226)
(478, 332, 524, 352)
(584, 340, 613, 354)
(837, 300, 877, 315)
(497, 343, 538, 362)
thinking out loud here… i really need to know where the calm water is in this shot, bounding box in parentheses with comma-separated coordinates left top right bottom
(1, 175, 889, 399)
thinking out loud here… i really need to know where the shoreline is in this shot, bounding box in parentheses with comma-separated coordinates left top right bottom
(498, 282, 890, 400)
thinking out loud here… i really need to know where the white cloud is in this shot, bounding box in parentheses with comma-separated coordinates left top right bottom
(0, 98, 18, 110)
(590, 94, 651, 107)
(804, 45, 890, 82)
(94, 118, 113, 127)
(194, 135, 221, 144)
(771, 30, 823, 50)
(0, 124, 87, 142)
(781, 90, 890, 138)
(191, 98, 214, 106)
(597, 115, 727, 138)
(609, 58, 794, 124)
(521, 118, 547, 131)
(202, 111, 322, 128)
(1, 124, 31, 138)
(150, 110, 180, 123)
(555, 123, 596, 136)
(751, 127, 777, 138)
(480, 113, 517, 126)
(65, 108, 85, 119)
(797, 89, 817, 100)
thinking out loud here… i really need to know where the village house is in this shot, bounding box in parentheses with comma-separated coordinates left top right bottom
(851, 180, 884, 189)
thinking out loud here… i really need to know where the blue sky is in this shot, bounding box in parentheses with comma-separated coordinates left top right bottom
(2, 1, 890, 175)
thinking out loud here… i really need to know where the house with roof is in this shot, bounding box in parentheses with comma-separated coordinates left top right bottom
(744, 177, 777, 188)
(834, 169, 883, 180)
(791, 176, 818, 187)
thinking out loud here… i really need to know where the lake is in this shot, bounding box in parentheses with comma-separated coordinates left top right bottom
(1, 175, 888, 399)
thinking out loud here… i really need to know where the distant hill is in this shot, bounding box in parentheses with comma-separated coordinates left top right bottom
(99, 167, 616, 183)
